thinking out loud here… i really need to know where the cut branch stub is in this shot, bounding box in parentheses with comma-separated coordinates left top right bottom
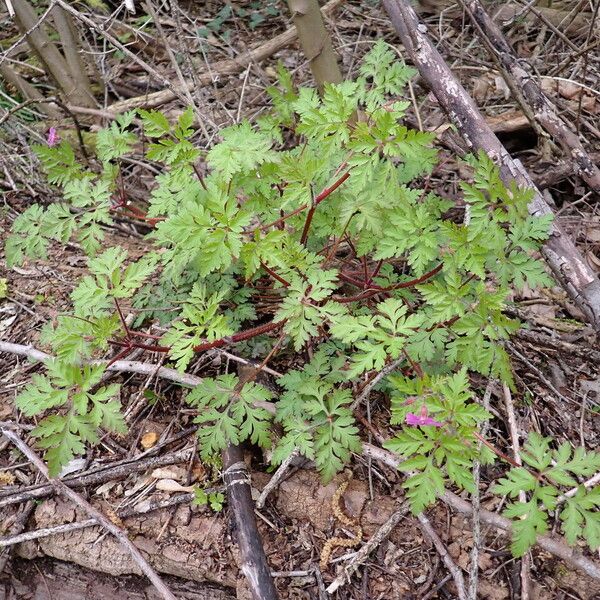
(382, 0, 600, 329)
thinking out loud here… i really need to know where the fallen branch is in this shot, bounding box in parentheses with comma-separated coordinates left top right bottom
(459, 0, 600, 193)
(222, 445, 279, 600)
(101, 0, 346, 113)
(362, 443, 600, 581)
(1, 428, 177, 600)
(382, 0, 600, 330)
(417, 512, 467, 600)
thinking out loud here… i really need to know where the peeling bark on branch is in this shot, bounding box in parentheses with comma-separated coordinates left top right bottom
(222, 446, 279, 600)
(460, 0, 600, 193)
(286, 0, 343, 88)
(382, 0, 600, 330)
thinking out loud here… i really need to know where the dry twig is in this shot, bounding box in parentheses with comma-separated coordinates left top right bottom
(1, 428, 177, 600)
(502, 383, 531, 599)
(417, 512, 467, 600)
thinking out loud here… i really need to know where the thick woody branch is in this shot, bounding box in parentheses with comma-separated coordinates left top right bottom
(12, 0, 95, 109)
(286, 0, 343, 89)
(382, 0, 600, 330)
(222, 446, 279, 600)
(459, 0, 600, 193)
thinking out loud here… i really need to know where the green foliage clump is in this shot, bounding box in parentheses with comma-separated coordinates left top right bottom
(5, 41, 590, 558)
(493, 433, 600, 556)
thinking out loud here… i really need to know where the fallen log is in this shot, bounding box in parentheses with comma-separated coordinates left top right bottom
(382, 0, 600, 329)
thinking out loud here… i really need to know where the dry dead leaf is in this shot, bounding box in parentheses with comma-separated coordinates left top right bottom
(155, 478, 194, 493)
(140, 431, 159, 449)
(151, 466, 187, 481)
(473, 75, 492, 103)
(587, 250, 600, 272)
(0, 471, 15, 486)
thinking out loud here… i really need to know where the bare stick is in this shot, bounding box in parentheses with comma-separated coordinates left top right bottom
(467, 382, 493, 599)
(362, 443, 600, 581)
(0, 341, 282, 383)
(49, 4, 96, 107)
(382, 0, 600, 329)
(1, 428, 177, 600)
(350, 357, 405, 411)
(502, 383, 530, 599)
(256, 448, 299, 509)
(326, 503, 410, 593)
(11, 0, 95, 109)
(53, 0, 190, 110)
(417, 512, 467, 600)
(222, 446, 279, 600)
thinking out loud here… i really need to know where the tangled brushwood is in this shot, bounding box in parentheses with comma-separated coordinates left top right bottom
(6, 41, 600, 557)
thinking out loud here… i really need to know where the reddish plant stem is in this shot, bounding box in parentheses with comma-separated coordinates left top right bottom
(299, 204, 317, 246)
(334, 263, 443, 303)
(106, 345, 134, 368)
(110, 319, 285, 356)
(109, 339, 169, 352)
(113, 298, 131, 340)
(260, 261, 290, 288)
(260, 171, 350, 232)
(192, 320, 284, 353)
(473, 431, 521, 469)
(362, 256, 369, 288)
(130, 330, 163, 340)
(192, 163, 208, 191)
(365, 259, 383, 287)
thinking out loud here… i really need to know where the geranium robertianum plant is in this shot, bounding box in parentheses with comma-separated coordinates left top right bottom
(7, 41, 600, 557)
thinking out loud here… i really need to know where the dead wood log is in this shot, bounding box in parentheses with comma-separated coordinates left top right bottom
(459, 0, 600, 194)
(382, 0, 600, 330)
(222, 445, 279, 600)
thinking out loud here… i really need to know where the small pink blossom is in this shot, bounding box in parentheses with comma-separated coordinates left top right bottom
(47, 127, 59, 147)
(406, 405, 443, 427)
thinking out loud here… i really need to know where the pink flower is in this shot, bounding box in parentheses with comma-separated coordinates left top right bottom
(47, 127, 59, 147)
(406, 405, 443, 427)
